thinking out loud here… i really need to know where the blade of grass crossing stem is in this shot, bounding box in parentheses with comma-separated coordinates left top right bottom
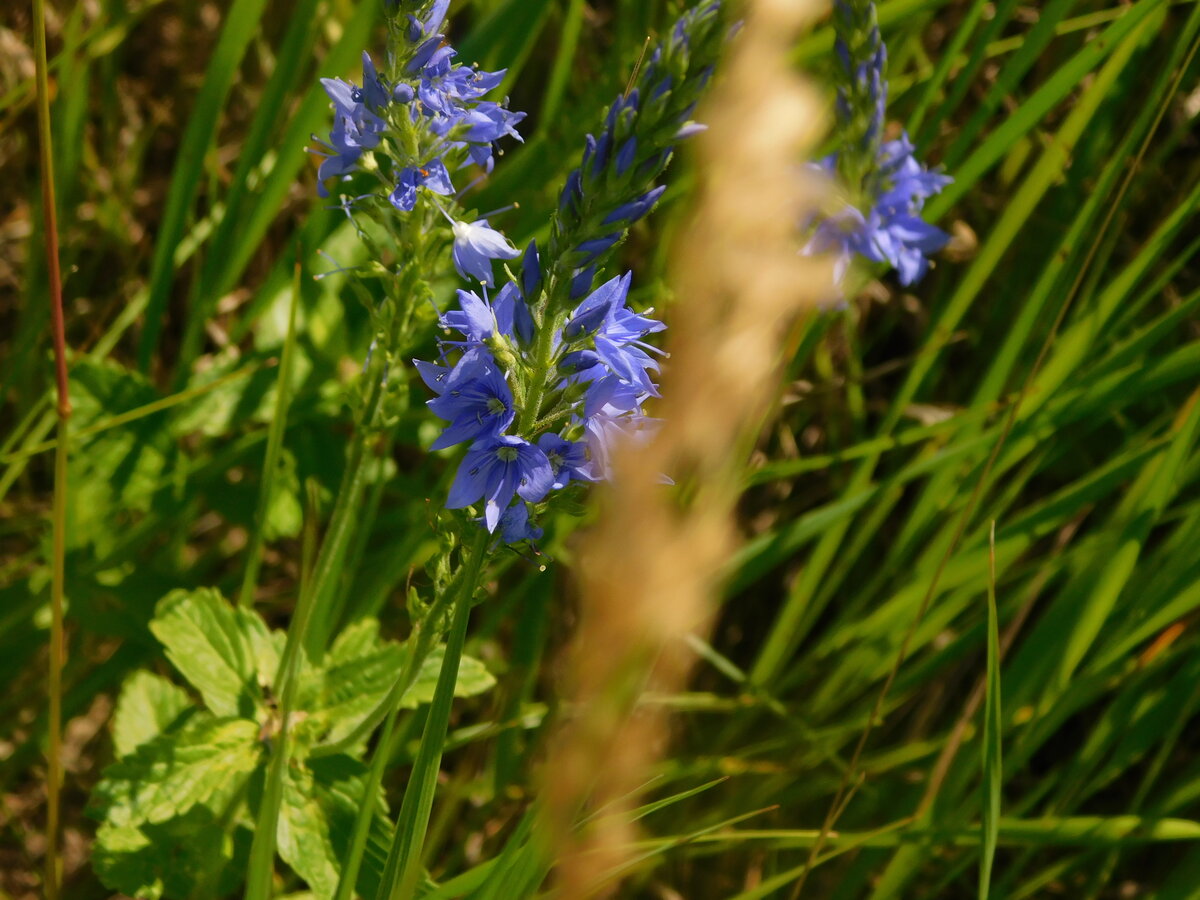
(244, 478, 321, 899)
(925, 0, 1166, 220)
(329, 579, 463, 900)
(941, 0, 1078, 169)
(209, 0, 376, 326)
(981, 523, 1002, 900)
(237, 254, 301, 609)
(905, 0, 989, 136)
(31, 0, 70, 894)
(136, 0, 269, 371)
(378, 528, 491, 900)
(1051, 389, 1200, 694)
(536, 0, 585, 137)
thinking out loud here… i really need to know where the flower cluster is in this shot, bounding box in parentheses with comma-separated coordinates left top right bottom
(807, 0, 950, 287)
(414, 3, 727, 543)
(312, 0, 524, 207)
(545, 1, 724, 297)
(418, 267, 665, 541)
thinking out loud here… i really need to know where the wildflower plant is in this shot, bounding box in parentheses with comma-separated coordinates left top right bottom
(86, 2, 728, 898)
(807, 0, 951, 287)
(415, 0, 725, 543)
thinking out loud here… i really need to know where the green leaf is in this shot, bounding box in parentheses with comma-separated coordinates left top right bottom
(278, 766, 341, 899)
(299, 619, 496, 750)
(90, 715, 261, 829)
(92, 801, 250, 900)
(111, 670, 194, 758)
(412, 646, 497, 708)
(150, 588, 262, 717)
(66, 358, 177, 555)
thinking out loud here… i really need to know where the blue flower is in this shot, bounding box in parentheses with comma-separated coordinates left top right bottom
(498, 502, 544, 544)
(441, 283, 533, 346)
(536, 433, 594, 489)
(809, 134, 951, 287)
(451, 218, 521, 285)
(313, 54, 390, 197)
(563, 272, 632, 340)
(562, 271, 665, 395)
(424, 348, 515, 449)
(447, 435, 554, 532)
(390, 158, 455, 211)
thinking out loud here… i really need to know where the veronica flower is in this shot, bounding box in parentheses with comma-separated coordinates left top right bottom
(808, 0, 951, 288)
(440, 283, 534, 347)
(810, 135, 951, 287)
(447, 435, 554, 532)
(536, 433, 594, 489)
(312, 53, 389, 197)
(422, 348, 515, 449)
(410, 1, 725, 543)
(498, 502, 544, 544)
(450, 218, 521, 286)
(390, 159, 455, 212)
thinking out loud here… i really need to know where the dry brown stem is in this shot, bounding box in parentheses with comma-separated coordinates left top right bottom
(542, 1, 829, 894)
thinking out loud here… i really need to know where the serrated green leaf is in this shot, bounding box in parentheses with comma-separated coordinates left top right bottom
(278, 767, 341, 899)
(66, 358, 177, 555)
(92, 806, 236, 900)
(411, 646, 496, 707)
(90, 715, 261, 829)
(308, 754, 392, 898)
(299, 620, 496, 750)
(300, 619, 406, 747)
(111, 670, 194, 758)
(150, 588, 261, 717)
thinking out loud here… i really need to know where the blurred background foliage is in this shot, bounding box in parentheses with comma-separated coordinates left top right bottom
(2, 0, 1200, 896)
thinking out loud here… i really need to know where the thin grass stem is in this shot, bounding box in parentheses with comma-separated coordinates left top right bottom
(31, 0, 70, 895)
(237, 252, 302, 609)
(378, 526, 491, 900)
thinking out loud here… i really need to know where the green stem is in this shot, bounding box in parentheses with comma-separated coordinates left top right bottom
(517, 310, 563, 434)
(238, 255, 301, 609)
(301, 368, 387, 658)
(243, 364, 386, 900)
(377, 527, 491, 900)
(32, 0, 70, 895)
(328, 576, 460, 900)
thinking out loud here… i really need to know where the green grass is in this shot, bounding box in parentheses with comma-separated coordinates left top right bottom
(4, 0, 1200, 897)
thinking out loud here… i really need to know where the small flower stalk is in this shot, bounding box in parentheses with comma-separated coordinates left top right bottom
(309, 0, 527, 378)
(411, 1, 727, 544)
(807, 0, 951, 288)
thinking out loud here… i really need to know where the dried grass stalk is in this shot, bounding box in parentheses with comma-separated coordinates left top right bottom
(542, 0, 830, 894)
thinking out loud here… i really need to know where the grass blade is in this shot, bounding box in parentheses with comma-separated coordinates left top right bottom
(135, 0, 270, 371)
(980, 522, 1002, 899)
(237, 251, 302, 609)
